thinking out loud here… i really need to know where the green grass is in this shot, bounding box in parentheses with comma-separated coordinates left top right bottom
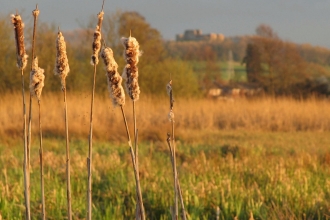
(1, 130, 330, 219)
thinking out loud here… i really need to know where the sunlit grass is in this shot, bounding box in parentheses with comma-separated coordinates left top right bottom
(1, 130, 330, 219)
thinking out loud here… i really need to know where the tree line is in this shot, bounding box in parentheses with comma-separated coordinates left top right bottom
(0, 11, 199, 97)
(1, 11, 330, 97)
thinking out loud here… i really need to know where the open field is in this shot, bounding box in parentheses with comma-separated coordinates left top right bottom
(1, 93, 330, 219)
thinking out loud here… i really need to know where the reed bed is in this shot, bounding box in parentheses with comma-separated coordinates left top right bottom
(1, 94, 330, 142)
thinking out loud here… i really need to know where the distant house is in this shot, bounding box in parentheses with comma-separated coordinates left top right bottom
(176, 29, 225, 42)
(207, 81, 264, 99)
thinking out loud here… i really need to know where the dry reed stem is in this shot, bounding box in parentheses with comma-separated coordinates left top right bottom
(38, 100, 46, 220)
(167, 132, 186, 220)
(101, 46, 125, 106)
(122, 35, 142, 218)
(21, 69, 30, 220)
(30, 56, 46, 220)
(87, 5, 105, 219)
(87, 64, 96, 220)
(63, 86, 72, 220)
(11, 12, 30, 220)
(167, 80, 179, 220)
(55, 29, 72, 220)
(120, 106, 145, 220)
(27, 4, 40, 181)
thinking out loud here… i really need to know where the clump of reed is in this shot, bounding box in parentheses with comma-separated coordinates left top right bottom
(54, 28, 72, 220)
(11, 12, 30, 220)
(166, 80, 187, 220)
(87, 2, 104, 219)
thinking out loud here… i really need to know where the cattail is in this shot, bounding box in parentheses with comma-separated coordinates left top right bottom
(90, 11, 104, 65)
(55, 28, 72, 220)
(101, 46, 125, 106)
(11, 14, 28, 70)
(54, 30, 70, 90)
(121, 36, 141, 101)
(30, 57, 45, 101)
(11, 12, 30, 220)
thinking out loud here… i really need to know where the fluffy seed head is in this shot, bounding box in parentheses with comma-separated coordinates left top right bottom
(11, 14, 28, 70)
(91, 30, 101, 65)
(30, 57, 45, 100)
(90, 10, 104, 66)
(101, 46, 125, 106)
(121, 36, 141, 64)
(97, 11, 104, 31)
(121, 36, 141, 101)
(122, 65, 140, 101)
(54, 31, 70, 90)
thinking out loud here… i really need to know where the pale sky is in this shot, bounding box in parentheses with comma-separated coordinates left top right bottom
(2, 0, 330, 48)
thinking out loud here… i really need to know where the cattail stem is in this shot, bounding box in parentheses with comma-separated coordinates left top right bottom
(171, 120, 178, 220)
(133, 101, 141, 219)
(120, 106, 145, 220)
(166, 133, 178, 220)
(21, 69, 31, 220)
(38, 100, 46, 220)
(87, 64, 97, 220)
(177, 178, 187, 220)
(27, 5, 40, 202)
(62, 85, 72, 220)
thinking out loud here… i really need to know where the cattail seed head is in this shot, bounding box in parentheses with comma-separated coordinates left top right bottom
(97, 11, 104, 31)
(32, 5, 40, 17)
(121, 36, 141, 101)
(101, 46, 125, 107)
(11, 14, 28, 70)
(166, 80, 172, 96)
(91, 30, 101, 65)
(90, 10, 104, 65)
(54, 30, 70, 90)
(30, 57, 45, 100)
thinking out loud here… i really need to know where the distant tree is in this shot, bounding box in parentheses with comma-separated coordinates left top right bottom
(0, 15, 19, 92)
(256, 24, 278, 39)
(242, 43, 262, 83)
(243, 24, 309, 95)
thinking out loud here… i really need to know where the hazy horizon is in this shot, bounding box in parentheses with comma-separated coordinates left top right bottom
(2, 0, 330, 48)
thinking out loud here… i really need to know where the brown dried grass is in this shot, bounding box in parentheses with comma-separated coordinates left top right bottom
(1, 93, 330, 142)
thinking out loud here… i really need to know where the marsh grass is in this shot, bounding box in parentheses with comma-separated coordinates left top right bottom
(1, 93, 330, 142)
(1, 130, 330, 219)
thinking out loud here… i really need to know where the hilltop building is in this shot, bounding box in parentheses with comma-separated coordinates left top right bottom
(176, 29, 225, 42)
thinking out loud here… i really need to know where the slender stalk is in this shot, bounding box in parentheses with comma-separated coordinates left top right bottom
(133, 101, 141, 219)
(63, 85, 72, 220)
(120, 106, 145, 220)
(171, 120, 178, 220)
(21, 69, 30, 220)
(133, 101, 138, 169)
(87, 64, 97, 220)
(27, 5, 39, 191)
(38, 100, 45, 220)
(166, 134, 179, 220)
(177, 179, 187, 220)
